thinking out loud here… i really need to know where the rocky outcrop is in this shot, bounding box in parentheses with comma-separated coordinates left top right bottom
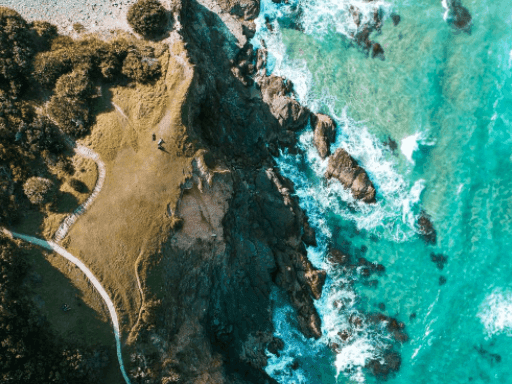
(257, 74, 311, 133)
(325, 148, 376, 203)
(442, 0, 472, 34)
(311, 113, 336, 159)
(417, 211, 436, 244)
(129, 0, 326, 382)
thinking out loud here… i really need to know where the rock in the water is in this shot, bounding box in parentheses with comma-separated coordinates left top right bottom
(325, 148, 376, 203)
(311, 113, 336, 159)
(328, 248, 351, 266)
(258, 75, 311, 132)
(443, 0, 472, 34)
(418, 211, 436, 244)
(430, 252, 447, 270)
(271, 96, 311, 131)
(391, 13, 401, 26)
(366, 349, 402, 380)
(305, 269, 327, 300)
(302, 216, 317, 246)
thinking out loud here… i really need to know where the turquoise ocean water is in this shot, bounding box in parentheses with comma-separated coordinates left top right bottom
(252, 0, 512, 383)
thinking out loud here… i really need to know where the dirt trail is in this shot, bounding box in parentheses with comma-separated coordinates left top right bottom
(1, 228, 132, 384)
(54, 143, 106, 242)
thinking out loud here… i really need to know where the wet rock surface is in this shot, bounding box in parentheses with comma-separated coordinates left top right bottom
(325, 148, 376, 203)
(130, 0, 326, 382)
(311, 113, 336, 159)
(443, 0, 472, 34)
(418, 211, 437, 244)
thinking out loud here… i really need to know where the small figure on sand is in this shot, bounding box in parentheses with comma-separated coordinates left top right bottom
(157, 138, 165, 151)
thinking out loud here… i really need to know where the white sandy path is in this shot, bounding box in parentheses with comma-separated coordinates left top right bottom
(2, 228, 132, 384)
(54, 143, 106, 242)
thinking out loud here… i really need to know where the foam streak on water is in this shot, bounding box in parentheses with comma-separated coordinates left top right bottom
(253, 1, 429, 382)
(479, 289, 512, 338)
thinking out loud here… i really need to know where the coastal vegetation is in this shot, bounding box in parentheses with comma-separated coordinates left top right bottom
(127, 0, 168, 39)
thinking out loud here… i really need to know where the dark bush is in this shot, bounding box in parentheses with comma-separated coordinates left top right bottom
(29, 20, 58, 52)
(47, 96, 92, 138)
(23, 176, 55, 205)
(68, 178, 88, 193)
(32, 50, 72, 88)
(122, 50, 161, 83)
(0, 7, 34, 95)
(127, 0, 168, 38)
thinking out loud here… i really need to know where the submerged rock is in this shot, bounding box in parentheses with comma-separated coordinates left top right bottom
(325, 148, 376, 203)
(311, 113, 336, 159)
(443, 0, 472, 34)
(430, 252, 448, 270)
(366, 349, 402, 380)
(328, 248, 351, 266)
(417, 211, 437, 244)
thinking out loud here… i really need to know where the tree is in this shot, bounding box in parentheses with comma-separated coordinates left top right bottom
(127, 0, 168, 38)
(23, 176, 55, 205)
(29, 20, 58, 52)
(0, 7, 34, 95)
(122, 51, 161, 83)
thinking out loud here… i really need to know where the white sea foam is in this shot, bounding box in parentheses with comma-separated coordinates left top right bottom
(401, 132, 422, 164)
(299, 0, 395, 40)
(254, 0, 426, 381)
(478, 289, 512, 337)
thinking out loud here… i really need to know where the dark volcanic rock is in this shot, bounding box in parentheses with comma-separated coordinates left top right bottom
(430, 252, 447, 270)
(391, 13, 401, 26)
(258, 74, 311, 132)
(444, 0, 472, 34)
(417, 211, 436, 244)
(328, 248, 351, 266)
(366, 349, 401, 380)
(311, 113, 336, 159)
(302, 216, 317, 247)
(325, 148, 376, 203)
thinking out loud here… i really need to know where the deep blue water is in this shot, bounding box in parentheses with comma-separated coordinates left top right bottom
(252, 0, 512, 383)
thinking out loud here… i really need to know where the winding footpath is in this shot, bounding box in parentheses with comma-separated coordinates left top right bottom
(2, 140, 132, 384)
(54, 143, 106, 242)
(2, 229, 132, 384)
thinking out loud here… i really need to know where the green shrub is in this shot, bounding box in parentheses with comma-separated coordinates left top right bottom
(29, 20, 58, 51)
(0, 7, 34, 95)
(23, 176, 55, 204)
(127, 0, 167, 38)
(54, 69, 95, 99)
(48, 96, 92, 138)
(32, 50, 72, 88)
(122, 51, 161, 83)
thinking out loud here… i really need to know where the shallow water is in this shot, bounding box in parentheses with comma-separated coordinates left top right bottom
(253, 0, 512, 383)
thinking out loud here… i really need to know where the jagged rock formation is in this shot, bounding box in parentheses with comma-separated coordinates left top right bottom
(311, 113, 336, 159)
(325, 148, 376, 203)
(127, 0, 325, 382)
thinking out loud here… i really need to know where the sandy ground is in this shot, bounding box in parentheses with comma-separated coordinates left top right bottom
(0, 0, 137, 34)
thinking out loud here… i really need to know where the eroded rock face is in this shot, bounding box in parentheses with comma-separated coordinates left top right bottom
(258, 75, 310, 132)
(133, 0, 326, 382)
(325, 148, 376, 203)
(311, 113, 336, 159)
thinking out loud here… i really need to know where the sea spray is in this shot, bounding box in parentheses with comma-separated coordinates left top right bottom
(478, 289, 512, 338)
(252, 0, 433, 382)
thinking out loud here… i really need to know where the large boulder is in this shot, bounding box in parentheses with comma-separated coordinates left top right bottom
(443, 0, 472, 33)
(325, 148, 376, 203)
(258, 75, 310, 132)
(311, 113, 336, 159)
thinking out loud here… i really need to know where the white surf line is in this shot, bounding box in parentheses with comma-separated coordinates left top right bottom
(54, 144, 106, 242)
(2, 228, 132, 384)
